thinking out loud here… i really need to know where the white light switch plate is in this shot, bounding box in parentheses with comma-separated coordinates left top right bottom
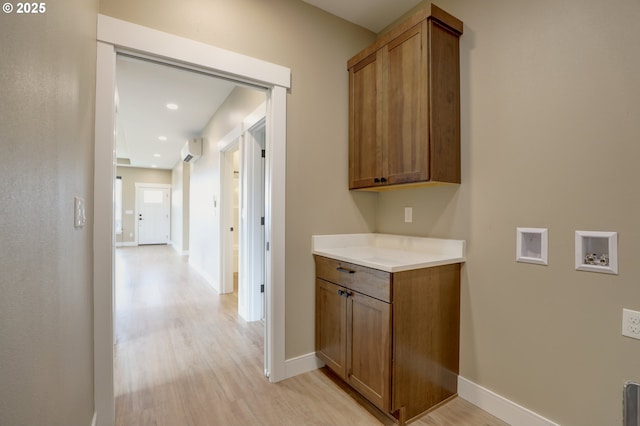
(74, 196, 86, 228)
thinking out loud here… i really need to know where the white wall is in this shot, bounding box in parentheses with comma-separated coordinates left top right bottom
(188, 87, 265, 292)
(171, 161, 190, 253)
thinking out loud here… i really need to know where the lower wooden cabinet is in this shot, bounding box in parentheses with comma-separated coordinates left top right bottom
(314, 255, 461, 424)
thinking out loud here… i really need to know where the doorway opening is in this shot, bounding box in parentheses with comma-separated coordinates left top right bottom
(113, 54, 267, 376)
(219, 108, 267, 324)
(95, 14, 290, 425)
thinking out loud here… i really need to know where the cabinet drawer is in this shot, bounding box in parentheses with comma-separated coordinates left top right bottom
(314, 255, 391, 303)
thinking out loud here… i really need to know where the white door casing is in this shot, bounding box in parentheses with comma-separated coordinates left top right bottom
(95, 15, 289, 426)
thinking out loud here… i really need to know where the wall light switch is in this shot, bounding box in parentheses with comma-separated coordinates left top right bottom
(404, 207, 413, 223)
(74, 196, 87, 228)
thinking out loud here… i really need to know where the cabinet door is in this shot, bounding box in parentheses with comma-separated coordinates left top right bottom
(349, 51, 383, 189)
(347, 291, 391, 411)
(383, 22, 429, 185)
(316, 279, 347, 379)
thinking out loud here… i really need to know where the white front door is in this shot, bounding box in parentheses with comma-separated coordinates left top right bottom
(136, 184, 170, 245)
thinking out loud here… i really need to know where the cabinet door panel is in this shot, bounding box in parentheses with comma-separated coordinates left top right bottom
(428, 20, 461, 183)
(316, 279, 347, 379)
(347, 291, 391, 411)
(384, 23, 429, 185)
(349, 52, 383, 189)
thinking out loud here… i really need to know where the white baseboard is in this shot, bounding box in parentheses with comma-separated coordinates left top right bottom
(188, 258, 219, 293)
(170, 243, 189, 256)
(115, 241, 137, 247)
(458, 376, 559, 426)
(91, 411, 96, 426)
(284, 352, 325, 379)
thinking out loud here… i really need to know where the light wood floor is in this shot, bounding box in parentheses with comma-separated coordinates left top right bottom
(114, 245, 509, 426)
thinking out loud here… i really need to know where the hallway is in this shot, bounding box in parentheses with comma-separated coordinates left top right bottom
(114, 246, 508, 426)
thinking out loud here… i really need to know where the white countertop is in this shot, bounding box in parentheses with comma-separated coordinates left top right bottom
(312, 233, 465, 273)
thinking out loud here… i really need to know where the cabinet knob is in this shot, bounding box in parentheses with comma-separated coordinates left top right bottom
(380, 177, 387, 183)
(374, 178, 380, 183)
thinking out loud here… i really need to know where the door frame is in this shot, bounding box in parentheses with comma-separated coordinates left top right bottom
(94, 14, 289, 426)
(134, 183, 171, 245)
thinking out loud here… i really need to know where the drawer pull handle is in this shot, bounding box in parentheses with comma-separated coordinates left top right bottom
(336, 267, 356, 275)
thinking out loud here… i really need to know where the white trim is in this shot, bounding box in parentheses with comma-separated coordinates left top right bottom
(93, 40, 116, 426)
(97, 15, 291, 89)
(284, 353, 325, 379)
(458, 376, 560, 426)
(264, 85, 287, 382)
(91, 412, 96, 426)
(171, 243, 189, 256)
(115, 242, 137, 247)
(94, 15, 290, 425)
(134, 182, 172, 189)
(188, 258, 218, 292)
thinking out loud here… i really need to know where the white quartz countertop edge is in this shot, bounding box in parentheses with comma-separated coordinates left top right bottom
(311, 233, 466, 273)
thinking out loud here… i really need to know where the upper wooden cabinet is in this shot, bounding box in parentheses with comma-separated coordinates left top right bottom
(348, 4, 463, 190)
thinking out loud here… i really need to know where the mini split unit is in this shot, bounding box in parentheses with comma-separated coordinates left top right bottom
(181, 137, 204, 163)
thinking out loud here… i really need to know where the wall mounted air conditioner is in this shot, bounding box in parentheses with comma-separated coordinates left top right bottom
(181, 137, 203, 163)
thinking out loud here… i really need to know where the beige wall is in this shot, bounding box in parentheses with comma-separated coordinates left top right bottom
(116, 166, 172, 244)
(376, 1, 640, 424)
(0, 0, 98, 424)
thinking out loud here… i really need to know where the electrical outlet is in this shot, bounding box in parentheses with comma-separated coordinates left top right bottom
(404, 207, 413, 223)
(622, 309, 640, 340)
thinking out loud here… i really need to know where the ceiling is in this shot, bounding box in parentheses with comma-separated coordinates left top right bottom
(302, 0, 422, 33)
(115, 0, 420, 170)
(115, 56, 237, 170)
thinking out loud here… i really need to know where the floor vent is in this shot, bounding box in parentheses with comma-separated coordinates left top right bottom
(625, 382, 640, 426)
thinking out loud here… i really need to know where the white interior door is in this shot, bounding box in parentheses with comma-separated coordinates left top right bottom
(136, 184, 170, 245)
(240, 119, 266, 321)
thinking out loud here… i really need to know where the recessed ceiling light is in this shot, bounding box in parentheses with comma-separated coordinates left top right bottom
(153, 153, 161, 157)
(158, 136, 167, 141)
(166, 103, 179, 110)
(151, 165, 158, 168)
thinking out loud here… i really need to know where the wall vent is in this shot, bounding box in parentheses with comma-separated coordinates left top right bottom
(625, 381, 640, 426)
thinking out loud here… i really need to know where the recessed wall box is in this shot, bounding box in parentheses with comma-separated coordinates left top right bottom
(575, 230, 618, 274)
(516, 227, 548, 265)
